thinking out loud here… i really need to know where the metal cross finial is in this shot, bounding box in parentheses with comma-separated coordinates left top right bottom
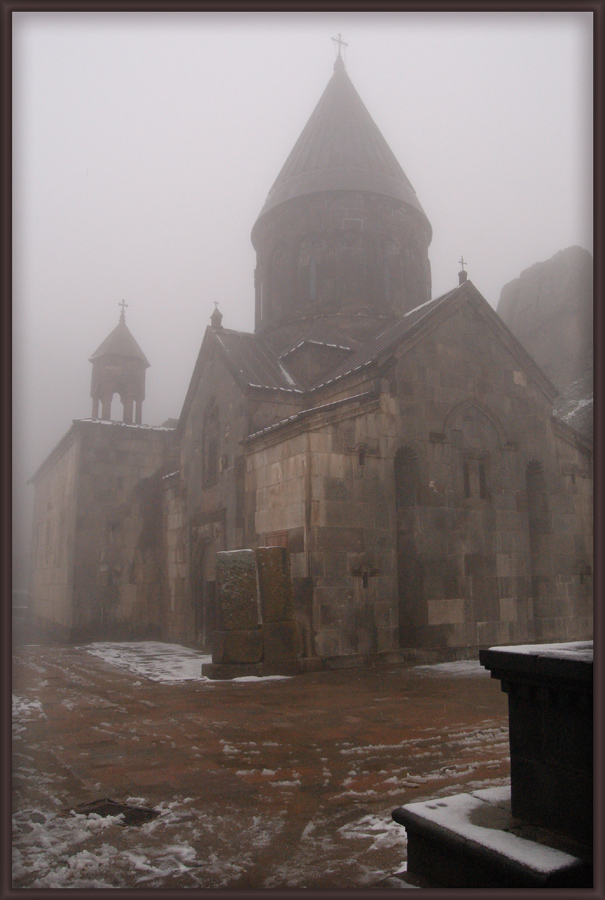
(331, 33, 348, 57)
(458, 256, 467, 272)
(214, 301, 219, 310)
(119, 299, 128, 315)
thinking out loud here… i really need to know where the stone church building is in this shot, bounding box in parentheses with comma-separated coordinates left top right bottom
(29, 55, 593, 664)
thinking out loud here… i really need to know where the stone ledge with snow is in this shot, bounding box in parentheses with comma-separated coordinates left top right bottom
(393, 785, 592, 888)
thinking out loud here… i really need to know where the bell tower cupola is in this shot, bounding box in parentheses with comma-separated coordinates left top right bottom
(89, 302, 150, 425)
(251, 50, 432, 355)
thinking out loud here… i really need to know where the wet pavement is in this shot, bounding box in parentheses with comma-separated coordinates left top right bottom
(12, 643, 510, 889)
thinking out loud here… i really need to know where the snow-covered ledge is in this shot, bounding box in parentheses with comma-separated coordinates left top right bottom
(480, 641, 593, 847)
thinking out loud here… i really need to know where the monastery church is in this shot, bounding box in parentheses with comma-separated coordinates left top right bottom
(29, 53, 593, 665)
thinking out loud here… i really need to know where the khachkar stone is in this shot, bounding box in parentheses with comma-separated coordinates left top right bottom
(256, 546, 303, 663)
(256, 546, 294, 622)
(203, 546, 304, 677)
(212, 550, 262, 666)
(215, 549, 259, 631)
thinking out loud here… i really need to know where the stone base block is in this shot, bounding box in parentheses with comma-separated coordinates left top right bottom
(263, 621, 303, 662)
(392, 786, 592, 889)
(212, 628, 263, 665)
(201, 659, 308, 680)
(202, 662, 263, 680)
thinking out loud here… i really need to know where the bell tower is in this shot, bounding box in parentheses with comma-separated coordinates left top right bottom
(89, 302, 150, 425)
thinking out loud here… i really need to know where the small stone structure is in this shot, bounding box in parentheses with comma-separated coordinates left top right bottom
(202, 547, 304, 679)
(481, 641, 593, 846)
(392, 641, 593, 888)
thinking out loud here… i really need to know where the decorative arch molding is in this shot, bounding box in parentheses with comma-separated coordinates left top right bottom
(444, 398, 506, 450)
(392, 438, 424, 463)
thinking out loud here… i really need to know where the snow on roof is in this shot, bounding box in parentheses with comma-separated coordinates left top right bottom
(77, 418, 176, 431)
(246, 389, 378, 441)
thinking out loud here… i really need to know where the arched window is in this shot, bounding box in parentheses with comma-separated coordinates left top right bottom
(202, 399, 220, 487)
(526, 460, 549, 538)
(309, 257, 317, 301)
(384, 258, 391, 304)
(270, 244, 291, 308)
(395, 446, 420, 508)
(298, 236, 323, 304)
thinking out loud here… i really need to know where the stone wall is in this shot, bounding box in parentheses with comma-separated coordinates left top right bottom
(162, 472, 190, 643)
(73, 422, 177, 639)
(29, 430, 80, 638)
(388, 300, 592, 649)
(30, 419, 177, 640)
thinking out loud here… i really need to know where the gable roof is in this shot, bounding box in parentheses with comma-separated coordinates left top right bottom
(252, 56, 430, 237)
(89, 316, 150, 367)
(177, 325, 304, 434)
(311, 281, 558, 401)
(310, 288, 460, 388)
(212, 328, 303, 392)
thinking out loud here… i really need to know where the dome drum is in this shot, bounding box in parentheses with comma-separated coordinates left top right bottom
(253, 191, 432, 347)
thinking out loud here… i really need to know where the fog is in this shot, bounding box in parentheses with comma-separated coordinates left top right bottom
(12, 11, 593, 573)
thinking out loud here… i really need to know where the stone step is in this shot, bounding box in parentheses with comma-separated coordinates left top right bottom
(392, 786, 592, 889)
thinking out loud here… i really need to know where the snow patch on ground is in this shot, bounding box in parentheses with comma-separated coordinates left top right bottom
(81, 642, 294, 684)
(12, 695, 47, 737)
(339, 812, 408, 853)
(82, 642, 210, 683)
(412, 659, 489, 677)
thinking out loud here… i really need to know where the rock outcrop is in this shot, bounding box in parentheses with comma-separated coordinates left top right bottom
(497, 246, 593, 440)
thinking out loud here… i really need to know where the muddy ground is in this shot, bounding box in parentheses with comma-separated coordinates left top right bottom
(12, 643, 510, 889)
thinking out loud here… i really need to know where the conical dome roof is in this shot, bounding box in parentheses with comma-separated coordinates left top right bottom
(89, 313, 150, 367)
(253, 56, 430, 233)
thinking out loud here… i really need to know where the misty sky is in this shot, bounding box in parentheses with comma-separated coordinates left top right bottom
(12, 11, 593, 560)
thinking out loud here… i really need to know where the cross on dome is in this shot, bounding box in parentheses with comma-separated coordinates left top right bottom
(331, 33, 348, 58)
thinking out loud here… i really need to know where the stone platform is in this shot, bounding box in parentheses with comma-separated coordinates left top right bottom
(393, 786, 592, 888)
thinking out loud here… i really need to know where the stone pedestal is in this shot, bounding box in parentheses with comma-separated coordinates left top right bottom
(480, 641, 593, 845)
(391, 641, 593, 888)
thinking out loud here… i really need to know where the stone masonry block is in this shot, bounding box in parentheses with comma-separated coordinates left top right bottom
(212, 628, 263, 665)
(263, 621, 303, 662)
(215, 549, 259, 631)
(256, 546, 294, 623)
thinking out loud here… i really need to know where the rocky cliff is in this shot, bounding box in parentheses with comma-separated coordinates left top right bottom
(497, 246, 593, 441)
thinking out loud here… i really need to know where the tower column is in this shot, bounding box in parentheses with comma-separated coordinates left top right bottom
(135, 400, 143, 426)
(92, 397, 100, 419)
(123, 397, 134, 425)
